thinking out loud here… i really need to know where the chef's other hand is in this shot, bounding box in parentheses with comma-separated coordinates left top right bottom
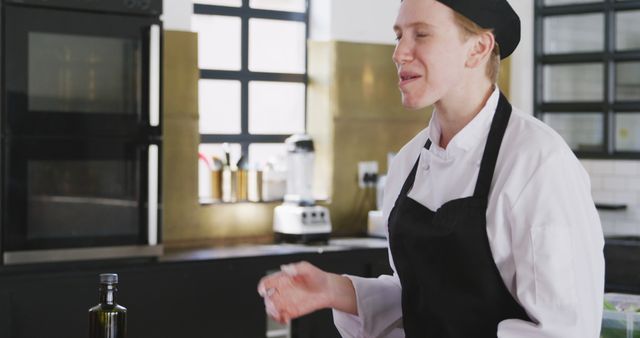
(257, 261, 341, 324)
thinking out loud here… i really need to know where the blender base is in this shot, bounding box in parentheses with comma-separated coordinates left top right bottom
(274, 232, 330, 245)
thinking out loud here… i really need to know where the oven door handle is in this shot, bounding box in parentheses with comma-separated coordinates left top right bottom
(148, 143, 159, 245)
(149, 24, 161, 128)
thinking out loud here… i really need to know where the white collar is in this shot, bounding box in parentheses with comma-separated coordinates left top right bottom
(426, 87, 500, 160)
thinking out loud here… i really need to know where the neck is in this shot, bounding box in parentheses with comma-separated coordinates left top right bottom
(434, 79, 495, 149)
(99, 285, 116, 305)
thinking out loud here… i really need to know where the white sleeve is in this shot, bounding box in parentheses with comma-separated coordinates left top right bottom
(497, 152, 605, 338)
(332, 249, 404, 338)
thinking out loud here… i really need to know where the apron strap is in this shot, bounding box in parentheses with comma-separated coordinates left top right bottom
(473, 92, 512, 199)
(398, 138, 432, 198)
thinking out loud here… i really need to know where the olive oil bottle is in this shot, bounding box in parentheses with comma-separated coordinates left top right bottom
(89, 273, 127, 338)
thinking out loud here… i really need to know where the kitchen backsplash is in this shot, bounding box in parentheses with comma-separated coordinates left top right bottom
(581, 159, 640, 237)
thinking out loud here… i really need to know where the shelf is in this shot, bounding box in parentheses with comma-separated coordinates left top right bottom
(596, 203, 628, 211)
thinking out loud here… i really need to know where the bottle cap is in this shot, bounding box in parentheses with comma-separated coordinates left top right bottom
(99, 273, 119, 285)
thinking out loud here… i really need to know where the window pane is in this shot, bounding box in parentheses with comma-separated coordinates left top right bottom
(195, 0, 241, 6)
(543, 64, 603, 102)
(544, 14, 604, 54)
(544, 0, 602, 5)
(192, 14, 241, 70)
(249, 0, 306, 12)
(616, 10, 640, 51)
(249, 81, 305, 134)
(199, 79, 241, 134)
(616, 62, 640, 101)
(249, 19, 306, 74)
(198, 143, 241, 198)
(542, 113, 604, 152)
(249, 143, 287, 168)
(615, 114, 640, 151)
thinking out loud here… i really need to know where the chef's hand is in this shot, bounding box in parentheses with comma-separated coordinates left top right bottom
(257, 261, 357, 324)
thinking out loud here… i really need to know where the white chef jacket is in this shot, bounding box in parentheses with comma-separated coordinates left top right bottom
(333, 88, 605, 338)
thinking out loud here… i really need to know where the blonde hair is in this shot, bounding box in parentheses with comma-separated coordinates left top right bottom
(453, 12, 501, 83)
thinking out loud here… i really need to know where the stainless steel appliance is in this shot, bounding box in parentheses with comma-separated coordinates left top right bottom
(273, 134, 331, 243)
(1, 0, 163, 264)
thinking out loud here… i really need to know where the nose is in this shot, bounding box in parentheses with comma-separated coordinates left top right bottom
(392, 37, 412, 66)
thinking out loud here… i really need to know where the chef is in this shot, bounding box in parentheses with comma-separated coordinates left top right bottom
(258, 0, 605, 337)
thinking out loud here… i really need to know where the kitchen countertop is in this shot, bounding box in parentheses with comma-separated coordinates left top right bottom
(161, 237, 389, 263)
(0, 237, 389, 277)
(162, 235, 639, 263)
(2, 235, 633, 280)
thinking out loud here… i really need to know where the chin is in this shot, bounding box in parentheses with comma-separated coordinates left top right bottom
(402, 102, 422, 110)
(401, 95, 432, 110)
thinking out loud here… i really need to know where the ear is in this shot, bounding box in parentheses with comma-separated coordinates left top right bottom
(465, 31, 495, 69)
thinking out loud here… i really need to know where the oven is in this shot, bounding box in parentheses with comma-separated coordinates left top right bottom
(1, 0, 163, 264)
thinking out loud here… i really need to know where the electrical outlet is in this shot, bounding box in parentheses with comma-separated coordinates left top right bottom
(358, 161, 379, 188)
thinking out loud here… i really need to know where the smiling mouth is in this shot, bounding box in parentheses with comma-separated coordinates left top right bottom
(399, 74, 421, 87)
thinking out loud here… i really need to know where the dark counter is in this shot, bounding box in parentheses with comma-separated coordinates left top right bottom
(0, 238, 391, 338)
(604, 236, 640, 294)
(162, 237, 388, 262)
(0, 235, 635, 338)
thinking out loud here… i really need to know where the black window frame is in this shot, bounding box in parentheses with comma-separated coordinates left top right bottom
(193, 0, 310, 157)
(534, 0, 640, 159)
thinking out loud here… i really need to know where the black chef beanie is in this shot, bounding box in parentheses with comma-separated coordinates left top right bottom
(436, 0, 520, 59)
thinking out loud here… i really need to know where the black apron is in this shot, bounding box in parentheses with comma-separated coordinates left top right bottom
(388, 93, 532, 338)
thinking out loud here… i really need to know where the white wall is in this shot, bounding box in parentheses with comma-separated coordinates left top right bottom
(162, 0, 192, 31)
(326, 0, 399, 44)
(583, 160, 640, 237)
(508, 1, 534, 114)
(309, 0, 331, 40)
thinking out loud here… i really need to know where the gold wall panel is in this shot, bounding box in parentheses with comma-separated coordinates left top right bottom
(162, 31, 276, 245)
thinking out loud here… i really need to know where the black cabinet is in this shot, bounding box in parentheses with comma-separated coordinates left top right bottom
(604, 237, 640, 294)
(0, 246, 391, 338)
(119, 261, 267, 338)
(0, 291, 11, 337)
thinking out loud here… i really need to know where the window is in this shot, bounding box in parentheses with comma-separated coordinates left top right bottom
(535, 0, 640, 158)
(192, 0, 309, 199)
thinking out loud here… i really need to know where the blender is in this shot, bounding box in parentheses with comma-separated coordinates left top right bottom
(273, 134, 331, 243)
